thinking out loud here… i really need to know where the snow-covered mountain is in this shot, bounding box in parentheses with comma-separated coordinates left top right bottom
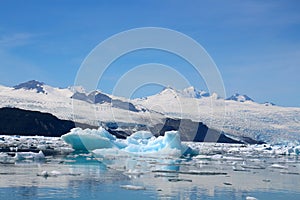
(181, 86, 210, 98)
(226, 93, 254, 102)
(0, 80, 163, 127)
(154, 86, 210, 99)
(0, 80, 299, 145)
(13, 80, 46, 94)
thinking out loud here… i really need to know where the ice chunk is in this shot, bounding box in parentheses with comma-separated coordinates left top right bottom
(270, 164, 288, 169)
(61, 127, 116, 150)
(14, 150, 45, 161)
(120, 185, 146, 190)
(36, 170, 61, 178)
(246, 197, 258, 200)
(211, 154, 223, 160)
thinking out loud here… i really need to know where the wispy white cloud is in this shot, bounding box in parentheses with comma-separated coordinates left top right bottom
(0, 32, 35, 48)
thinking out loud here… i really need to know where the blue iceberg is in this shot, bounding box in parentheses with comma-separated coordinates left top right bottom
(61, 127, 194, 157)
(61, 127, 117, 150)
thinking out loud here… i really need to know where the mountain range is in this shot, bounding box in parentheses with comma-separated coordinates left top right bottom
(0, 80, 299, 145)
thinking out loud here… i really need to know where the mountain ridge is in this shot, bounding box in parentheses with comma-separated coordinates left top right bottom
(1, 80, 299, 145)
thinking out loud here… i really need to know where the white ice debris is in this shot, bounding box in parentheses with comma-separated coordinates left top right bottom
(270, 164, 288, 169)
(120, 185, 146, 190)
(246, 196, 258, 200)
(14, 150, 45, 161)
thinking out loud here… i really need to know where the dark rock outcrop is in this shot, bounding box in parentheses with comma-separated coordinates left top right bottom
(0, 107, 263, 144)
(89, 91, 112, 104)
(111, 99, 139, 112)
(71, 91, 139, 112)
(150, 118, 263, 144)
(0, 107, 94, 137)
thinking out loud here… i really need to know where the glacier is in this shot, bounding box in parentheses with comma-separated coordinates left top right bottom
(61, 127, 194, 157)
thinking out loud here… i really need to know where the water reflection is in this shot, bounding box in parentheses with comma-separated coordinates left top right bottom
(0, 152, 300, 200)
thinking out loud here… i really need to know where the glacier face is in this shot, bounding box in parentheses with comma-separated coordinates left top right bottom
(133, 87, 300, 145)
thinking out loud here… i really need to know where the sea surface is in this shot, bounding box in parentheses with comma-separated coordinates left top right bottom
(0, 138, 300, 200)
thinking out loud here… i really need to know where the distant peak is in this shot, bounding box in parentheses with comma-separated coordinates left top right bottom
(226, 93, 254, 102)
(160, 86, 178, 93)
(161, 85, 176, 91)
(13, 80, 45, 93)
(20, 80, 44, 86)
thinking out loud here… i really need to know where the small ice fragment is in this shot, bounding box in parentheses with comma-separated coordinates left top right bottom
(246, 196, 258, 200)
(270, 164, 288, 169)
(241, 162, 265, 169)
(50, 170, 61, 176)
(120, 185, 146, 190)
(211, 154, 223, 160)
(194, 155, 212, 159)
(14, 150, 45, 161)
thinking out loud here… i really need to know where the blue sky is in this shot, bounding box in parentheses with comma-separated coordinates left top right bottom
(0, 0, 299, 107)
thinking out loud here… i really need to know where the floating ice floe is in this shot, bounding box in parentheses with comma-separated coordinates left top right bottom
(246, 197, 258, 200)
(270, 164, 288, 169)
(61, 127, 117, 150)
(37, 170, 81, 178)
(14, 150, 45, 161)
(61, 127, 195, 157)
(120, 185, 146, 190)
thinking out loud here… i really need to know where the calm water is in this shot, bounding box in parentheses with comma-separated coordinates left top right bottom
(0, 152, 300, 200)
